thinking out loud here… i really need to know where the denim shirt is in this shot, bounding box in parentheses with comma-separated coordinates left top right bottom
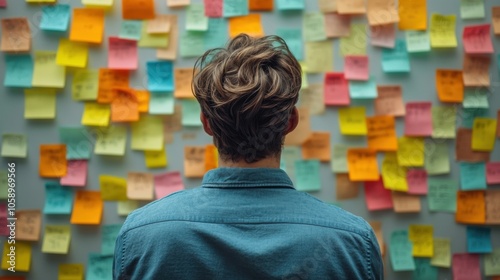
(113, 168, 383, 280)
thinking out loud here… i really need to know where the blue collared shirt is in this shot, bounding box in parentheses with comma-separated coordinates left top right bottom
(113, 168, 383, 280)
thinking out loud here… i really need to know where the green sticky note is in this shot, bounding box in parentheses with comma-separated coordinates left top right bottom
(94, 126, 127, 156)
(295, 160, 321, 192)
(223, 0, 248, 17)
(305, 41, 333, 73)
(427, 179, 457, 212)
(119, 20, 142, 41)
(460, 0, 484, 19)
(424, 141, 449, 175)
(431, 106, 456, 139)
(149, 92, 174, 115)
(117, 200, 139, 216)
(32, 51, 66, 88)
(382, 39, 410, 73)
(406, 31, 430, 53)
(72, 69, 99, 101)
(180, 32, 206, 58)
(186, 3, 208, 31)
(431, 238, 451, 267)
(303, 13, 327, 42)
(0, 171, 8, 199)
(59, 127, 92, 160)
(276, 28, 303, 60)
(462, 108, 489, 128)
(24, 89, 57, 119)
(87, 253, 113, 280)
(331, 144, 349, 173)
(131, 115, 164, 151)
(181, 99, 202, 127)
(280, 146, 301, 181)
(138, 23, 168, 48)
(463, 88, 489, 108)
(101, 224, 122, 256)
(484, 248, 500, 276)
(412, 258, 437, 280)
(276, 0, 304, 10)
(1, 134, 27, 158)
(204, 18, 228, 50)
(390, 230, 415, 271)
(340, 23, 366, 56)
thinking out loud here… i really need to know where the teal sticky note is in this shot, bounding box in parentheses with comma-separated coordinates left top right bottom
(460, 0, 485, 19)
(149, 92, 174, 115)
(461, 108, 488, 128)
(390, 230, 416, 271)
(295, 160, 321, 192)
(276, 28, 303, 60)
(406, 31, 430, 53)
(119, 20, 142, 41)
(427, 179, 457, 212)
(4, 55, 33, 88)
(412, 258, 438, 280)
(382, 39, 410, 73)
(40, 4, 71, 32)
(424, 141, 449, 175)
(223, 0, 248, 17)
(348, 78, 377, 99)
(0, 171, 8, 200)
(43, 182, 73, 215)
(181, 99, 202, 127)
(204, 18, 229, 51)
(101, 224, 122, 256)
(59, 127, 93, 160)
(463, 88, 489, 108)
(87, 253, 113, 280)
(180, 32, 206, 58)
(460, 162, 486, 190)
(467, 226, 492, 253)
(277, 0, 304, 10)
(280, 146, 301, 181)
(147, 61, 174, 92)
(186, 3, 209, 31)
(303, 13, 327, 42)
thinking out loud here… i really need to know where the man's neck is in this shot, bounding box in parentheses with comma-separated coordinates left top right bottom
(218, 156, 280, 169)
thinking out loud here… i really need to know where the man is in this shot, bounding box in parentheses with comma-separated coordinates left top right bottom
(113, 34, 383, 280)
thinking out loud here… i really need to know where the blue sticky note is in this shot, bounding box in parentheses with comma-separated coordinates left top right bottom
(147, 61, 174, 92)
(412, 258, 437, 280)
(181, 99, 202, 127)
(119, 20, 142, 41)
(276, 28, 303, 60)
(277, 0, 305, 10)
(59, 127, 93, 160)
(101, 224, 122, 256)
(349, 78, 377, 99)
(382, 39, 410, 73)
(295, 160, 321, 192)
(4, 55, 33, 88)
(40, 4, 71, 32)
(460, 163, 486, 190)
(390, 230, 416, 271)
(223, 0, 248, 17)
(204, 18, 229, 51)
(467, 226, 492, 253)
(461, 108, 489, 128)
(87, 253, 113, 280)
(43, 182, 73, 214)
(149, 92, 174, 115)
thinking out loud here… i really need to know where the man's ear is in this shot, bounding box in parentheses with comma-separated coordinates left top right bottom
(285, 107, 299, 135)
(200, 112, 214, 136)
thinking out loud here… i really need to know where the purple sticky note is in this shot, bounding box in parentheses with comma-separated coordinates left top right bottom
(60, 160, 88, 187)
(154, 171, 184, 199)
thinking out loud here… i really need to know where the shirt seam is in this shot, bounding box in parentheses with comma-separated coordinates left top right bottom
(364, 230, 373, 280)
(120, 230, 126, 278)
(202, 182, 294, 188)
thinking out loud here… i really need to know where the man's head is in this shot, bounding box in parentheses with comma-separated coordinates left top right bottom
(192, 34, 302, 164)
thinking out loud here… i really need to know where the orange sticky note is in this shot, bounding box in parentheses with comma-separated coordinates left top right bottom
(147, 15, 171, 34)
(462, 55, 490, 87)
(301, 132, 331, 162)
(134, 89, 150, 113)
(367, 115, 398, 151)
(485, 190, 500, 225)
(16, 210, 42, 242)
(249, 0, 273, 11)
(347, 148, 379, 181)
(174, 68, 195, 98)
(493, 7, 500, 35)
(204, 144, 218, 172)
(337, 0, 366, 15)
(69, 8, 105, 44)
(324, 13, 351, 38)
(39, 144, 67, 178)
(157, 15, 179, 60)
(98, 69, 130, 103)
(70, 190, 103, 225)
(375, 85, 405, 117)
(336, 173, 360, 200)
(122, 0, 155, 20)
(127, 172, 154, 200)
(367, 0, 399, 26)
(229, 14, 264, 38)
(398, 0, 427, 30)
(1, 18, 31, 53)
(456, 190, 486, 224)
(184, 146, 206, 178)
(111, 88, 139, 122)
(392, 191, 421, 213)
(436, 70, 464, 103)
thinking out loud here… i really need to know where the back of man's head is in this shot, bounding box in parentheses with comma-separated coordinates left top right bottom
(193, 34, 302, 164)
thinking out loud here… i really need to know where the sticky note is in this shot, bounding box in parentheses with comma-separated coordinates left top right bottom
(431, 238, 451, 267)
(302, 13, 326, 42)
(460, 0, 484, 19)
(24, 89, 56, 119)
(324, 73, 349, 106)
(424, 141, 449, 175)
(460, 162, 486, 190)
(493, 7, 500, 35)
(407, 169, 428, 195)
(484, 248, 500, 276)
(335, 173, 359, 200)
(99, 175, 127, 201)
(462, 108, 489, 128)
(300, 62, 309, 89)
(101, 224, 122, 256)
(340, 24, 366, 56)
(382, 39, 410, 73)
(0, 0, 5, 7)
(173, 68, 195, 99)
(83, 0, 113, 8)
(456, 190, 485, 224)
(436, 70, 463, 102)
(463, 88, 488, 109)
(1, 241, 31, 272)
(412, 258, 437, 280)
(276, 0, 304, 10)
(87, 253, 113, 280)
(81, 103, 110, 127)
(228, 14, 264, 38)
(138, 22, 168, 48)
(111, 88, 139, 122)
(147, 61, 174, 92)
(131, 115, 164, 151)
(249, 0, 273, 11)
(338, 107, 367, 135)
(375, 86, 405, 117)
(204, 18, 229, 50)
(119, 20, 142, 41)
(223, 0, 248, 17)
(59, 264, 84, 280)
(305, 41, 333, 73)
(16, 210, 41, 241)
(70, 190, 103, 225)
(4, 54, 33, 88)
(187, 4, 208, 31)
(32, 51, 66, 88)
(60, 160, 88, 187)
(472, 118, 497, 151)
(299, 84, 325, 115)
(397, 137, 424, 167)
(44, 182, 73, 214)
(347, 148, 379, 181)
(405, 102, 432, 136)
(392, 191, 421, 213)
(168, 0, 190, 7)
(367, 0, 398, 26)
(149, 92, 174, 115)
(1, 18, 31, 53)
(117, 200, 139, 216)
(301, 132, 330, 162)
(147, 15, 171, 34)
(337, 0, 365, 14)
(72, 70, 99, 101)
(40, 4, 70, 32)
(408, 225, 433, 257)
(0, 172, 7, 199)
(56, 39, 88, 68)
(134, 90, 150, 112)
(108, 37, 138, 70)
(331, 144, 349, 173)
(344, 56, 369, 80)
(94, 126, 127, 156)
(59, 127, 92, 160)
(70, 8, 105, 44)
(463, 55, 490, 87)
(1, 134, 27, 158)
(430, 14, 457, 48)
(452, 254, 481, 280)
(406, 31, 430, 53)
(368, 221, 385, 256)
(467, 226, 491, 253)
(370, 24, 396, 48)
(42, 225, 71, 254)
(39, 145, 67, 177)
(184, 146, 206, 178)
(285, 107, 311, 146)
(486, 162, 500, 185)
(348, 78, 377, 99)
(181, 99, 202, 127)
(98, 69, 130, 103)
(154, 172, 183, 199)
(463, 24, 493, 54)
(381, 153, 408, 192)
(389, 230, 415, 271)
(398, 0, 426, 30)
(431, 106, 456, 138)
(203, 0, 223, 17)
(324, 13, 351, 38)
(145, 145, 167, 168)
(180, 31, 206, 57)
(295, 160, 321, 192)
(456, 128, 490, 162)
(122, 0, 155, 19)
(485, 190, 500, 225)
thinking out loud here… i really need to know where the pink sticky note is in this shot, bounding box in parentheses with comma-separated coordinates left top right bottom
(154, 171, 184, 199)
(364, 179, 393, 211)
(405, 102, 432, 136)
(108, 37, 138, 70)
(452, 253, 481, 280)
(0, 0, 6, 8)
(344, 56, 369, 80)
(463, 24, 494, 54)
(486, 162, 500, 185)
(0, 203, 8, 236)
(60, 160, 88, 187)
(324, 72, 350, 106)
(407, 169, 428, 195)
(204, 0, 222, 17)
(370, 24, 395, 48)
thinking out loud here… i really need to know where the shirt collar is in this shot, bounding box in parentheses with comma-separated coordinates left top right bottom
(201, 167, 295, 189)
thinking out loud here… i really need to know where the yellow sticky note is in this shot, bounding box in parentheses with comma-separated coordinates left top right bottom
(33, 51, 66, 88)
(82, 0, 113, 8)
(42, 225, 71, 254)
(472, 118, 497, 151)
(338, 107, 367, 135)
(145, 146, 168, 168)
(94, 126, 127, 156)
(59, 263, 84, 280)
(2, 241, 31, 272)
(397, 137, 424, 167)
(381, 153, 408, 192)
(431, 238, 451, 267)
(26, 0, 55, 2)
(138, 22, 169, 48)
(24, 89, 57, 119)
(100, 175, 128, 201)
(430, 14, 457, 48)
(81, 103, 110, 127)
(131, 115, 164, 151)
(408, 224, 434, 257)
(72, 69, 99, 101)
(117, 200, 139, 216)
(340, 23, 367, 56)
(56, 39, 88, 68)
(305, 41, 334, 73)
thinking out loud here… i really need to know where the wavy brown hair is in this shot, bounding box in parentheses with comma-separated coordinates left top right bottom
(192, 34, 302, 163)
